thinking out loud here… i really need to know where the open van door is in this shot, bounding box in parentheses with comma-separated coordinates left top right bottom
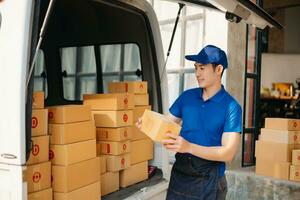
(164, 0, 283, 29)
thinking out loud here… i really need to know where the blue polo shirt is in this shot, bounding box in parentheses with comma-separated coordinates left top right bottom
(169, 85, 242, 177)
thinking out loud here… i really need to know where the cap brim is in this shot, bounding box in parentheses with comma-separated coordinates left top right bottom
(185, 55, 198, 61)
(185, 55, 208, 64)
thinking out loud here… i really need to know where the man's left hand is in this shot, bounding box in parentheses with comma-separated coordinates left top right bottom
(162, 133, 191, 153)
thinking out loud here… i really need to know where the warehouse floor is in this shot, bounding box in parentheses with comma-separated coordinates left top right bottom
(226, 167, 300, 200)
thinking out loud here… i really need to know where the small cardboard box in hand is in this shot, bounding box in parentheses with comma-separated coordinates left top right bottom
(140, 110, 181, 142)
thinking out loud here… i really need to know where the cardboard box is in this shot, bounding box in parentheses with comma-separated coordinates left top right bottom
(27, 136, 49, 165)
(101, 172, 119, 196)
(32, 109, 48, 137)
(26, 162, 51, 193)
(99, 155, 106, 174)
(92, 110, 133, 128)
(120, 161, 148, 188)
(290, 165, 300, 182)
(96, 142, 101, 155)
(255, 140, 294, 162)
(83, 93, 134, 110)
(96, 127, 132, 142)
(256, 159, 290, 180)
(132, 125, 148, 141)
(292, 150, 300, 165)
(106, 154, 130, 172)
(108, 81, 147, 94)
(141, 110, 181, 142)
(260, 128, 300, 144)
(131, 139, 153, 165)
(32, 91, 44, 109)
(134, 94, 149, 106)
(53, 181, 100, 200)
(133, 105, 151, 122)
(28, 188, 52, 200)
(52, 157, 100, 192)
(98, 141, 130, 155)
(49, 121, 96, 145)
(48, 105, 91, 124)
(265, 118, 300, 131)
(50, 140, 96, 166)
(273, 162, 291, 180)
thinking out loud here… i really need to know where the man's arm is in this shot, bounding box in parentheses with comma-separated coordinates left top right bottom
(162, 132, 240, 162)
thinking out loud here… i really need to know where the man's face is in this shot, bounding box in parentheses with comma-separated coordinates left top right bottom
(194, 63, 223, 88)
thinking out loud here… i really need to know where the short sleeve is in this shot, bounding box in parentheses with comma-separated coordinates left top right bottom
(169, 93, 184, 118)
(223, 102, 242, 133)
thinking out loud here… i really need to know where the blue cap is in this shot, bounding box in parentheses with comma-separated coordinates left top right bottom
(185, 45, 228, 69)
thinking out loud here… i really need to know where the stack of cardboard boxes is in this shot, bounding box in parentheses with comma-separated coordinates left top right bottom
(108, 81, 154, 188)
(83, 92, 133, 196)
(256, 118, 300, 181)
(48, 105, 100, 200)
(290, 147, 300, 182)
(27, 91, 52, 200)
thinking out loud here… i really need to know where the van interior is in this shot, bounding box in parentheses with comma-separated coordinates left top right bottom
(28, 0, 165, 198)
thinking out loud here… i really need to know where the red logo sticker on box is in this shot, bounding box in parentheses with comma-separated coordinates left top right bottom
(140, 84, 143, 89)
(124, 97, 128, 105)
(294, 122, 298, 128)
(48, 112, 54, 119)
(32, 172, 41, 183)
(123, 144, 127, 151)
(32, 144, 40, 156)
(49, 150, 54, 160)
(121, 158, 125, 166)
(296, 171, 299, 177)
(124, 130, 128, 137)
(294, 135, 298, 141)
(123, 114, 128, 122)
(298, 155, 300, 161)
(125, 83, 128, 92)
(32, 117, 38, 128)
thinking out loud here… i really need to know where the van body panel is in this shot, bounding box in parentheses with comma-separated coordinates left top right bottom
(0, 0, 34, 165)
(0, 164, 27, 200)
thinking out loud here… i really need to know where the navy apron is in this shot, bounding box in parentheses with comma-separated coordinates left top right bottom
(166, 153, 220, 200)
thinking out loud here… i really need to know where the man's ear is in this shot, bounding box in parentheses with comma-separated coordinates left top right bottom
(216, 65, 224, 76)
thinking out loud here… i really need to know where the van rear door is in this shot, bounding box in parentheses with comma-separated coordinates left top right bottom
(165, 0, 283, 29)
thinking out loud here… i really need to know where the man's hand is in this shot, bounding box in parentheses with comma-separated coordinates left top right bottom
(162, 133, 191, 153)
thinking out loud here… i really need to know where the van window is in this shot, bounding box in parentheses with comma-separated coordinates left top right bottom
(34, 50, 48, 97)
(61, 43, 142, 100)
(101, 44, 142, 93)
(61, 46, 97, 100)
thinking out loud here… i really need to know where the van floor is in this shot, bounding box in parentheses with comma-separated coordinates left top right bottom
(102, 168, 164, 200)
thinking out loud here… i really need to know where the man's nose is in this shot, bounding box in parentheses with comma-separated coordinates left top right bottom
(195, 69, 201, 77)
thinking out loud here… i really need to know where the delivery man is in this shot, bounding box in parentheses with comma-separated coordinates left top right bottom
(137, 44, 242, 200)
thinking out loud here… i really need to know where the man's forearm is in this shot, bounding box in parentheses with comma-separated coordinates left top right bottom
(188, 143, 234, 162)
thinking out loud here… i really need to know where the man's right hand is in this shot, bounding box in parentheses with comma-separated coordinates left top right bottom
(135, 117, 142, 129)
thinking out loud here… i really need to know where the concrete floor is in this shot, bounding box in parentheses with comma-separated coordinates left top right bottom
(226, 167, 300, 200)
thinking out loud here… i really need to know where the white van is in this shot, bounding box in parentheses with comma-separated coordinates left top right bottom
(0, 0, 281, 199)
